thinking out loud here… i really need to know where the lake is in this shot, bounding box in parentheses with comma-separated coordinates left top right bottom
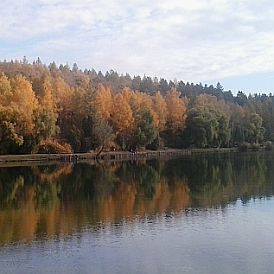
(0, 152, 274, 274)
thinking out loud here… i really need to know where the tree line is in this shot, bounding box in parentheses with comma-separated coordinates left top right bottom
(0, 58, 271, 154)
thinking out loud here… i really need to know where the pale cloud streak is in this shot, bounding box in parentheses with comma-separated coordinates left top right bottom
(1, 0, 274, 85)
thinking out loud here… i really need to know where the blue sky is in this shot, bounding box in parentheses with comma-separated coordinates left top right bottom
(1, 0, 274, 94)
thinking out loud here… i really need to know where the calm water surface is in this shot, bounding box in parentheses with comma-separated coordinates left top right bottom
(0, 152, 274, 273)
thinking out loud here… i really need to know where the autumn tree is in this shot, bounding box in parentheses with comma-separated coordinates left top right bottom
(0, 75, 39, 153)
(35, 76, 58, 141)
(93, 84, 113, 120)
(58, 87, 87, 152)
(194, 94, 231, 118)
(10, 75, 38, 135)
(53, 76, 73, 111)
(0, 108, 24, 154)
(165, 88, 187, 130)
(111, 93, 134, 149)
(152, 92, 167, 130)
(0, 74, 12, 105)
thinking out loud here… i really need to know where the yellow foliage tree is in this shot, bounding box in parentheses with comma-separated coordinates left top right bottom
(40, 76, 57, 112)
(128, 91, 158, 129)
(93, 84, 113, 120)
(194, 94, 231, 118)
(128, 91, 142, 124)
(0, 74, 12, 105)
(111, 93, 134, 133)
(34, 76, 59, 140)
(53, 76, 73, 111)
(10, 75, 38, 134)
(152, 92, 167, 130)
(165, 88, 187, 130)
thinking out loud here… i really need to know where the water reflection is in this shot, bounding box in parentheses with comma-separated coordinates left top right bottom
(0, 152, 274, 245)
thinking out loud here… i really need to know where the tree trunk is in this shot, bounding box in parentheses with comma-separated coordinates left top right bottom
(95, 145, 104, 159)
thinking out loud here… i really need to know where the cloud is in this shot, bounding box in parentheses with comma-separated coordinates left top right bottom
(1, 0, 274, 84)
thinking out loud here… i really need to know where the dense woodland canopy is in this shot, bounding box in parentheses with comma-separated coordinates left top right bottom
(0, 57, 272, 154)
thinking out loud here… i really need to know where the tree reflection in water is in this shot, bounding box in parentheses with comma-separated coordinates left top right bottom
(0, 152, 274, 245)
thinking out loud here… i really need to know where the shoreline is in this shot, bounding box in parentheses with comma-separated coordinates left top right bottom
(0, 148, 236, 166)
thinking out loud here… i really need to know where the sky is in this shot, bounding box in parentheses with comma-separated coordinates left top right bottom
(1, 0, 274, 94)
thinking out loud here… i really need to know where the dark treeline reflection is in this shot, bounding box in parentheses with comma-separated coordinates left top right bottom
(0, 152, 274, 244)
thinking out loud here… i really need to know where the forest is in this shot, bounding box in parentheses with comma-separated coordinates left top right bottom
(0, 57, 272, 154)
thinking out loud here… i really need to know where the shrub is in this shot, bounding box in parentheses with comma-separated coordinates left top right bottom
(146, 136, 160, 150)
(238, 142, 250, 152)
(36, 139, 73, 154)
(250, 143, 260, 151)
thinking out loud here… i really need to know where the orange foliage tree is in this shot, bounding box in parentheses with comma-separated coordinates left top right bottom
(165, 88, 188, 130)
